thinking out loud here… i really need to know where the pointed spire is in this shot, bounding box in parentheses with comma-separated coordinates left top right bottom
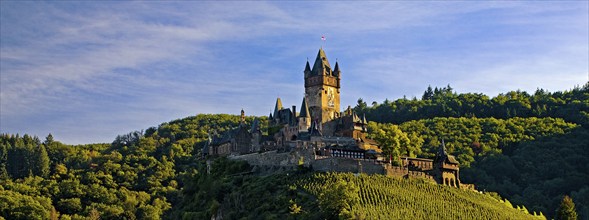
(438, 139, 448, 157)
(311, 48, 331, 76)
(273, 98, 283, 119)
(362, 114, 367, 124)
(309, 119, 323, 136)
(442, 139, 447, 153)
(299, 97, 310, 118)
(269, 113, 273, 121)
(333, 61, 340, 77)
(353, 112, 360, 122)
(305, 60, 311, 72)
(251, 117, 260, 132)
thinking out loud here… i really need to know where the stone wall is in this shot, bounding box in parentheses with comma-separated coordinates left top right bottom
(229, 148, 315, 168)
(229, 149, 436, 184)
(312, 157, 384, 174)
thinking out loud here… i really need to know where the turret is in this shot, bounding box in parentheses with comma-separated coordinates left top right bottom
(333, 61, 341, 78)
(298, 97, 311, 132)
(273, 97, 283, 122)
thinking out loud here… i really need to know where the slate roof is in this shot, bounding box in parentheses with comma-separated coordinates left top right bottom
(299, 97, 310, 118)
(311, 48, 331, 76)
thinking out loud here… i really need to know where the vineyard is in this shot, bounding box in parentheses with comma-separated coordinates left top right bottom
(296, 172, 545, 219)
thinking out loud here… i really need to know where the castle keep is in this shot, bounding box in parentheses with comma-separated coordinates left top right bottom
(205, 48, 464, 188)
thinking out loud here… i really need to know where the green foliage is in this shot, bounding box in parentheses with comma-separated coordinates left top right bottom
(556, 195, 578, 220)
(0, 84, 586, 219)
(0, 113, 267, 219)
(367, 122, 413, 164)
(395, 117, 576, 167)
(296, 172, 539, 219)
(356, 83, 589, 127)
(0, 189, 52, 220)
(33, 145, 50, 178)
(318, 178, 359, 219)
(463, 128, 589, 218)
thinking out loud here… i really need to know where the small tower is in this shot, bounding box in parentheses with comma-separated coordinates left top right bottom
(298, 97, 311, 132)
(273, 97, 283, 125)
(434, 140, 461, 188)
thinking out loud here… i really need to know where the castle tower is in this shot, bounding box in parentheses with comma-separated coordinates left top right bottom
(298, 97, 311, 132)
(304, 48, 341, 123)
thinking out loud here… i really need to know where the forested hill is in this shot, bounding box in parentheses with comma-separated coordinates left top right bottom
(1, 84, 587, 219)
(354, 83, 589, 127)
(360, 83, 589, 219)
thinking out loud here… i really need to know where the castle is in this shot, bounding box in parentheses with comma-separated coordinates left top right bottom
(205, 48, 464, 188)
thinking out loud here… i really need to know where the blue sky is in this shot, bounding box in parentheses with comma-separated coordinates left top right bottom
(1, 1, 588, 144)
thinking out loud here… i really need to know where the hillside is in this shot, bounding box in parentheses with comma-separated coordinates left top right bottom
(299, 172, 543, 219)
(169, 158, 543, 219)
(0, 85, 587, 219)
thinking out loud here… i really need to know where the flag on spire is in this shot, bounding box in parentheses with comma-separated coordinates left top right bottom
(321, 35, 326, 41)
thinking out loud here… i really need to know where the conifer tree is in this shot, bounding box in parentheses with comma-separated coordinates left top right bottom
(33, 145, 50, 178)
(556, 195, 577, 220)
(44, 133, 54, 146)
(0, 143, 8, 179)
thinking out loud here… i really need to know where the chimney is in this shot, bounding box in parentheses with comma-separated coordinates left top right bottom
(292, 105, 297, 118)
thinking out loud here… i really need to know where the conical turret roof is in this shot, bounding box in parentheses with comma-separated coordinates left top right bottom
(273, 98, 283, 119)
(333, 61, 340, 77)
(311, 48, 331, 75)
(299, 97, 310, 118)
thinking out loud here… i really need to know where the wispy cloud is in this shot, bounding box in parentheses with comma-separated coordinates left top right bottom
(1, 1, 587, 144)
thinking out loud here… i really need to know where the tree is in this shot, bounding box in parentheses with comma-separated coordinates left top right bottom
(0, 143, 8, 179)
(422, 85, 434, 101)
(556, 195, 577, 220)
(319, 178, 360, 219)
(44, 134, 54, 146)
(367, 122, 411, 164)
(33, 145, 50, 178)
